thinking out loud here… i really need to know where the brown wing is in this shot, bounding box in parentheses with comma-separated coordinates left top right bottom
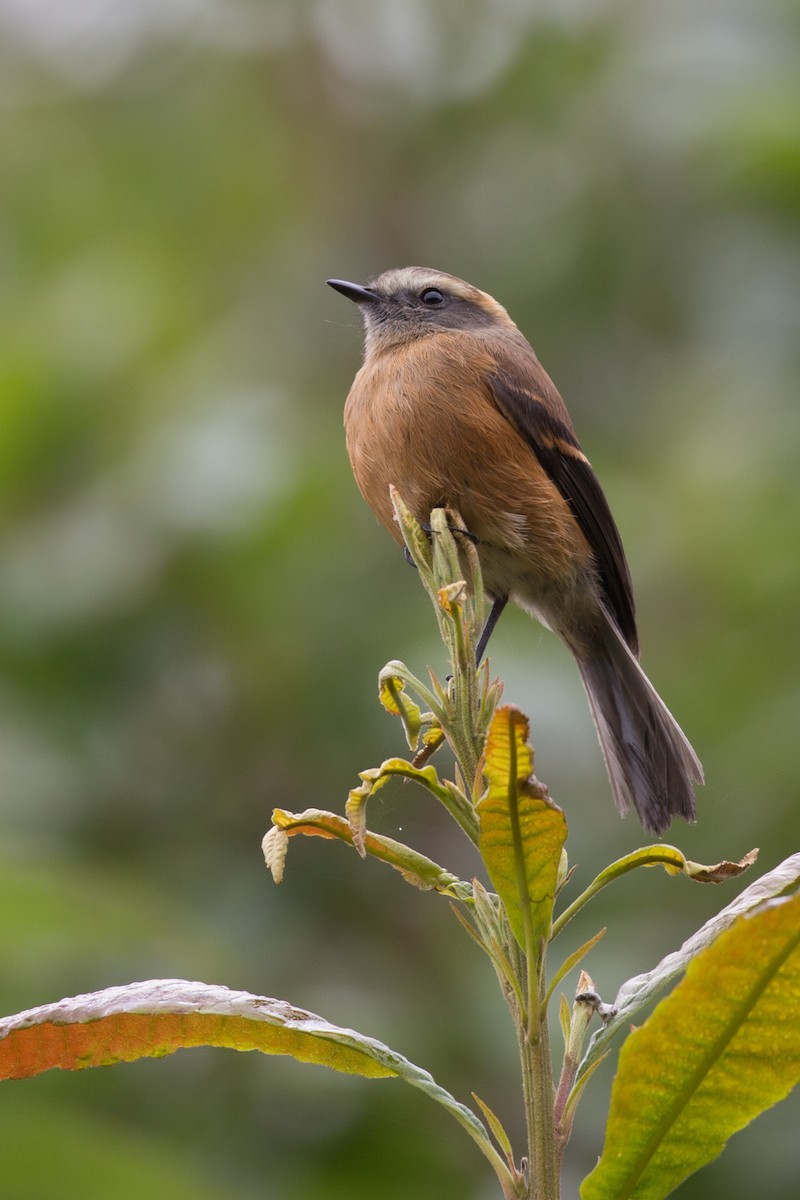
(487, 364, 639, 654)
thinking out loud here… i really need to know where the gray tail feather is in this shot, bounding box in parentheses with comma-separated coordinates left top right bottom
(575, 617, 703, 835)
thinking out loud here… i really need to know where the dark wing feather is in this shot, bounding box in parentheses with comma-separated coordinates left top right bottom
(487, 367, 639, 654)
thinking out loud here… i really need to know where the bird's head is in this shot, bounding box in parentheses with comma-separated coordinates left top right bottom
(327, 267, 514, 355)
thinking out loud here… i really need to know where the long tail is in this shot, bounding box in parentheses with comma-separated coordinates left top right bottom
(575, 616, 703, 835)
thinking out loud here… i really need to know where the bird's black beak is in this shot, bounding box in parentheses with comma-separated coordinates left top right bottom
(327, 279, 378, 305)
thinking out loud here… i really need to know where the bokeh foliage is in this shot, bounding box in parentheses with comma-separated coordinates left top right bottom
(0, 1, 798, 1196)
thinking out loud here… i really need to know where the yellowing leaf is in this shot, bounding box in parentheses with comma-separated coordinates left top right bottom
(477, 706, 567, 954)
(345, 758, 478, 848)
(582, 892, 800, 1200)
(266, 807, 469, 896)
(378, 668, 424, 750)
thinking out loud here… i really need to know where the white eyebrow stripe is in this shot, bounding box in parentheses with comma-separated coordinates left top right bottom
(370, 267, 510, 321)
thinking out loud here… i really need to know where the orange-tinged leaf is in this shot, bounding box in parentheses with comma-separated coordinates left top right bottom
(477, 706, 567, 954)
(0, 980, 513, 1193)
(0, 981, 395, 1080)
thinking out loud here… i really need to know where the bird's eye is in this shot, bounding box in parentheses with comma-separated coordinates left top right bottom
(420, 288, 444, 306)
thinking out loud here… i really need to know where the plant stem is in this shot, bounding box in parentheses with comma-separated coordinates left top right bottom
(512, 941, 558, 1200)
(518, 1019, 537, 1191)
(530, 958, 559, 1199)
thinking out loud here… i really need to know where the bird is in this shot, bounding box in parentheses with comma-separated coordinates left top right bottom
(327, 267, 702, 834)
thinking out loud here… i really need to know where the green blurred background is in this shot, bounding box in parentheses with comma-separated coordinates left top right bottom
(1, 1, 798, 1196)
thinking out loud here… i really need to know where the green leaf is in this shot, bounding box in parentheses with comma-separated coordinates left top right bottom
(552, 845, 758, 940)
(580, 851, 800, 1075)
(545, 928, 606, 1008)
(477, 705, 567, 955)
(0, 980, 513, 1193)
(581, 892, 800, 1200)
(390, 486, 435, 579)
(472, 1091, 516, 1166)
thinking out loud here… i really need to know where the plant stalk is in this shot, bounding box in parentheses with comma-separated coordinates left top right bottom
(528, 952, 558, 1199)
(510, 938, 558, 1200)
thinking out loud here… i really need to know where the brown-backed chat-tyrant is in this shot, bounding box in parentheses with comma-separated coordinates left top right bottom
(328, 267, 703, 834)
